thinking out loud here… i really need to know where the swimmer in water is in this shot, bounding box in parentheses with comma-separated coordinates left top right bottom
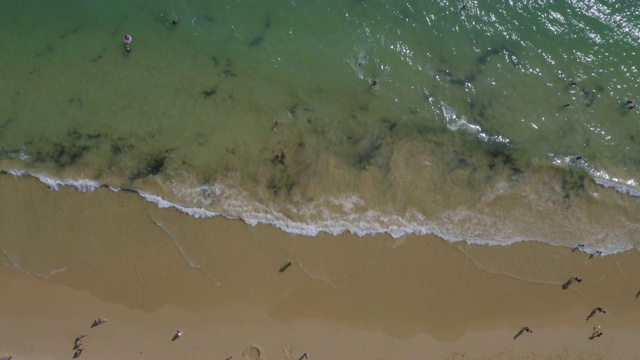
(123, 34, 132, 52)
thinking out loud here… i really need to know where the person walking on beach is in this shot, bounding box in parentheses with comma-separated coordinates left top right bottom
(74, 335, 86, 349)
(571, 276, 582, 283)
(172, 329, 187, 341)
(92, 317, 107, 326)
(523, 326, 533, 333)
(73, 348, 84, 358)
(596, 307, 606, 313)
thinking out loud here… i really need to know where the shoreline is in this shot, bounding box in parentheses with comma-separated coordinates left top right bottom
(0, 170, 632, 256)
(1, 174, 639, 359)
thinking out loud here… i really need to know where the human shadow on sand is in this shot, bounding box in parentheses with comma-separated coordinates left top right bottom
(279, 261, 293, 273)
(513, 328, 527, 340)
(561, 278, 574, 290)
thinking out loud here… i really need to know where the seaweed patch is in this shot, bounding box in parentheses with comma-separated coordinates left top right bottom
(50, 142, 90, 167)
(248, 36, 264, 47)
(202, 86, 219, 99)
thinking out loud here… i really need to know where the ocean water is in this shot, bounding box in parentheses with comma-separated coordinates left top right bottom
(1, 0, 639, 254)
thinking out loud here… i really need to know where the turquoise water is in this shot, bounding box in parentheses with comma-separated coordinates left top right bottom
(1, 0, 639, 253)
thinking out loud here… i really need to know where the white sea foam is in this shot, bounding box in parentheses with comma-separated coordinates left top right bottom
(0, 169, 635, 256)
(31, 172, 102, 192)
(441, 102, 510, 144)
(552, 155, 640, 198)
(594, 178, 640, 197)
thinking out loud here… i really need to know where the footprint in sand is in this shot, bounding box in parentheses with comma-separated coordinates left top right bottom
(242, 344, 264, 360)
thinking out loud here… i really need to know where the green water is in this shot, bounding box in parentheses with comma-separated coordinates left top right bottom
(1, 0, 639, 253)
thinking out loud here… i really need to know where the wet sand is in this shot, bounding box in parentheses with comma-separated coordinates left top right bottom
(1, 173, 639, 359)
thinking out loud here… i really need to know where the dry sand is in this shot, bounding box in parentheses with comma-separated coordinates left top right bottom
(0, 173, 639, 359)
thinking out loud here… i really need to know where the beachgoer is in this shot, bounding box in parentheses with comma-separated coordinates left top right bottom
(302, 353, 309, 359)
(570, 81, 577, 86)
(523, 326, 533, 333)
(74, 348, 84, 358)
(2, 356, 12, 360)
(176, 329, 186, 337)
(170, 19, 179, 25)
(123, 34, 132, 53)
(93, 317, 107, 326)
(371, 79, 379, 87)
(572, 277, 582, 283)
(577, 243, 585, 248)
(596, 307, 606, 313)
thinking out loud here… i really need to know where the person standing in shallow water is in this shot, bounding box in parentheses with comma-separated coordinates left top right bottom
(123, 34, 132, 52)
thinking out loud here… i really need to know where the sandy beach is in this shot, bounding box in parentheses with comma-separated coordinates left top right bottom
(1, 173, 639, 359)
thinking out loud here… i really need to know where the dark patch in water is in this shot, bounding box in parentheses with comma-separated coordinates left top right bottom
(487, 147, 522, 174)
(50, 142, 90, 167)
(457, 158, 470, 168)
(202, 86, 218, 99)
(271, 150, 285, 165)
(69, 97, 83, 107)
(561, 168, 587, 202)
(444, 45, 521, 87)
(218, 59, 237, 77)
(60, 25, 82, 40)
(67, 128, 82, 140)
(248, 36, 264, 47)
(267, 168, 295, 197)
(86, 132, 101, 140)
(223, 69, 237, 77)
(355, 137, 383, 170)
(0, 118, 14, 129)
(146, 154, 167, 176)
(211, 55, 219, 67)
(287, 103, 299, 116)
(110, 143, 123, 156)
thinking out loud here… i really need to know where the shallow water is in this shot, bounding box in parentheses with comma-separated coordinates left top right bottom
(1, 0, 640, 253)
